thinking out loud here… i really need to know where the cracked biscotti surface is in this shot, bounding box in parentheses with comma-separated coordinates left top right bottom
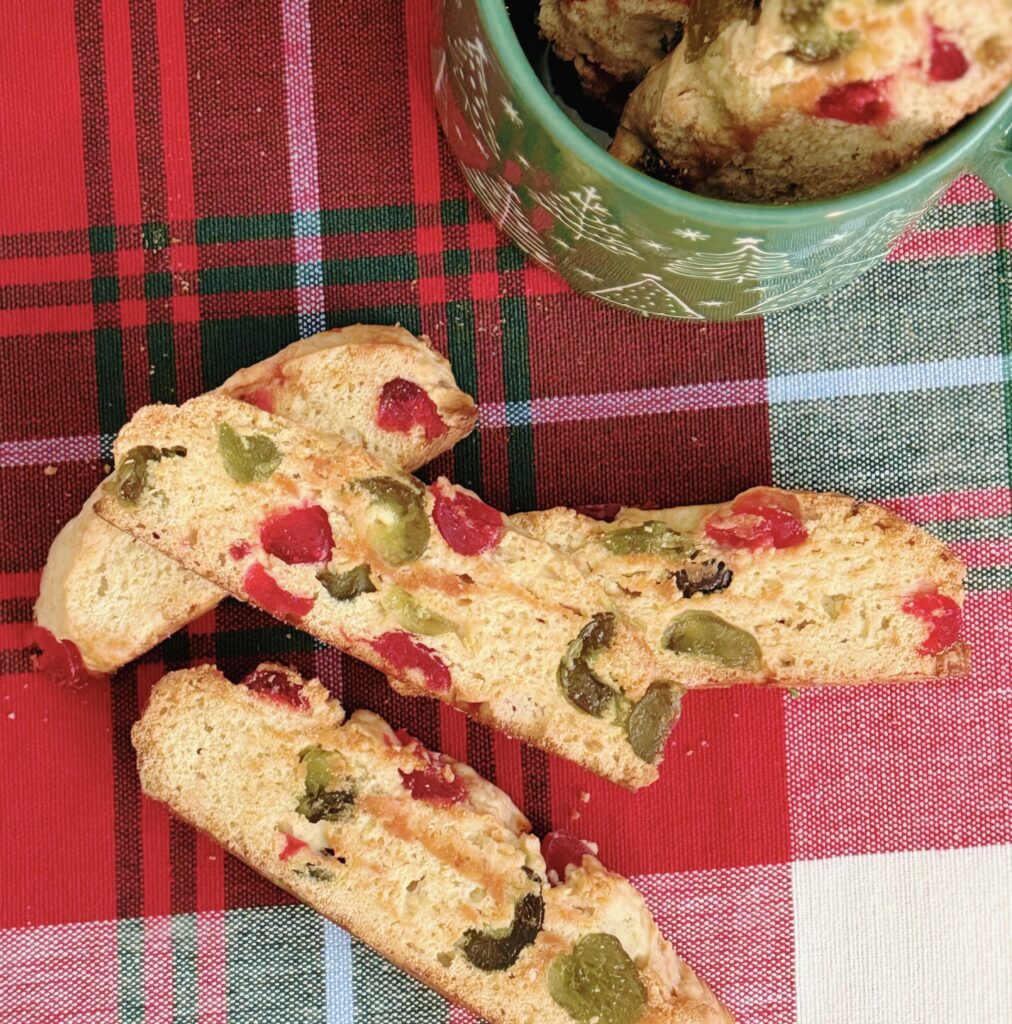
(611, 0, 1012, 200)
(515, 487, 968, 688)
(33, 325, 476, 676)
(96, 393, 675, 788)
(134, 663, 733, 1024)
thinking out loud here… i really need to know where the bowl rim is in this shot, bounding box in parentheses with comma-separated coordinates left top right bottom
(472, 0, 1012, 227)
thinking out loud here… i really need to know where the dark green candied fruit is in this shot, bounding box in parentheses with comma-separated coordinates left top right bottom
(783, 0, 857, 62)
(459, 884, 545, 971)
(600, 520, 693, 558)
(217, 422, 281, 483)
(558, 613, 619, 717)
(296, 745, 355, 823)
(663, 610, 762, 671)
(356, 476, 430, 565)
(547, 933, 647, 1024)
(318, 564, 376, 601)
(685, 0, 760, 63)
(627, 683, 682, 763)
(384, 586, 458, 636)
(112, 444, 187, 505)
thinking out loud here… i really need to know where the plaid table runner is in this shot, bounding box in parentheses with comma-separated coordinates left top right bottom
(1, 2, 1010, 1022)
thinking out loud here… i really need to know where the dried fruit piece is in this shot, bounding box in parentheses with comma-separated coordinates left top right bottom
(243, 563, 315, 621)
(111, 444, 186, 505)
(600, 520, 692, 558)
(814, 79, 893, 126)
(318, 564, 376, 601)
(384, 586, 459, 637)
(376, 378, 448, 441)
(558, 613, 619, 717)
(296, 746, 355, 823)
(370, 631, 452, 692)
(627, 683, 681, 763)
(459, 881, 545, 971)
(431, 483, 503, 556)
(674, 559, 733, 598)
(399, 743, 468, 805)
(685, 0, 759, 63)
(242, 666, 310, 710)
(279, 832, 309, 860)
(783, 0, 858, 63)
(902, 588, 961, 655)
(547, 933, 647, 1024)
(663, 610, 762, 671)
(929, 24, 969, 82)
(217, 423, 281, 484)
(356, 476, 430, 565)
(27, 626, 98, 688)
(237, 386, 275, 413)
(705, 487, 808, 550)
(541, 830, 595, 885)
(260, 505, 334, 565)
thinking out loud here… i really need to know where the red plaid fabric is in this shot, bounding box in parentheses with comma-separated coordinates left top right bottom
(1, 2, 1009, 1022)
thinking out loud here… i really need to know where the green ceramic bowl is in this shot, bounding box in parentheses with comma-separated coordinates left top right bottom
(432, 0, 1012, 321)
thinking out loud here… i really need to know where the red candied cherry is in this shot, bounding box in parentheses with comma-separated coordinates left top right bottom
(377, 378, 448, 441)
(705, 487, 808, 550)
(814, 80, 893, 126)
(279, 832, 310, 860)
(541, 829, 595, 885)
(369, 631, 452, 693)
(26, 626, 99, 688)
(230, 540, 251, 560)
(929, 24, 969, 83)
(238, 386, 276, 414)
(399, 757, 467, 805)
(431, 481, 504, 556)
(243, 563, 316, 621)
(241, 666, 310, 711)
(902, 588, 962, 655)
(260, 505, 334, 564)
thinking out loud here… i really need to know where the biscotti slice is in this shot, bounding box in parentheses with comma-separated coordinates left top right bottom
(539, 0, 689, 101)
(134, 662, 733, 1024)
(514, 487, 968, 689)
(612, 0, 1012, 201)
(33, 325, 477, 678)
(95, 394, 673, 788)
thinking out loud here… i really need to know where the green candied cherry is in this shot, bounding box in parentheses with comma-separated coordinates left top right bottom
(112, 444, 186, 505)
(547, 933, 647, 1024)
(600, 520, 693, 558)
(459, 872, 544, 971)
(782, 0, 858, 62)
(663, 610, 762, 671)
(558, 613, 620, 717)
(217, 422, 281, 483)
(356, 476, 430, 565)
(685, 0, 760, 63)
(383, 586, 459, 637)
(296, 746, 355, 823)
(627, 683, 682, 763)
(318, 564, 376, 601)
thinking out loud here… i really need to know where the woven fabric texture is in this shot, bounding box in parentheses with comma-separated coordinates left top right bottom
(0, 2, 1010, 1023)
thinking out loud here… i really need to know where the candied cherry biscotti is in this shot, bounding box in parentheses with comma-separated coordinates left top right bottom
(134, 662, 733, 1024)
(611, 0, 1012, 201)
(516, 487, 968, 688)
(33, 325, 477, 679)
(95, 394, 674, 788)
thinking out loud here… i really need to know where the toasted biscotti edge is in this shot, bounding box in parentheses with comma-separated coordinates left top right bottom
(133, 663, 733, 1024)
